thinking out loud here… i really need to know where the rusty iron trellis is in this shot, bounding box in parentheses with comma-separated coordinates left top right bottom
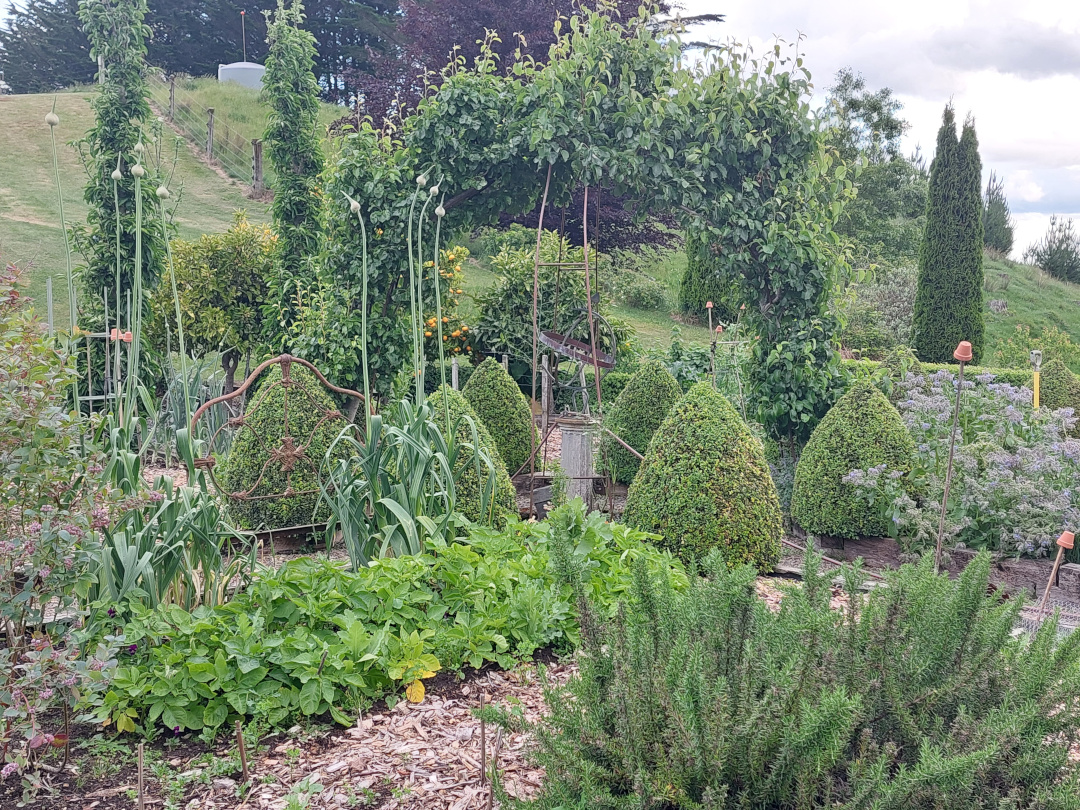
(190, 354, 365, 534)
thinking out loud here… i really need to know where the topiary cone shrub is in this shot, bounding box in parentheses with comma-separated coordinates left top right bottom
(622, 381, 782, 570)
(791, 381, 916, 539)
(1041, 358, 1080, 436)
(599, 360, 682, 484)
(223, 364, 348, 531)
(462, 358, 538, 475)
(427, 385, 517, 524)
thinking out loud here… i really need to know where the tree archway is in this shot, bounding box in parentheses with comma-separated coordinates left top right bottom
(289, 6, 853, 442)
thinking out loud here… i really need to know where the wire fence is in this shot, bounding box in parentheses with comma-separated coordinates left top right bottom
(146, 69, 267, 194)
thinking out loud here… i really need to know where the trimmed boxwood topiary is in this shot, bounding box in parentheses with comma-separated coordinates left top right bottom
(600, 360, 682, 484)
(791, 382, 916, 539)
(462, 358, 538, 475)
(427, 385, 517, 524)
(1041, 358, 1080, 435)
(622, 382, 782, 570)
(223, 364, 348, 531)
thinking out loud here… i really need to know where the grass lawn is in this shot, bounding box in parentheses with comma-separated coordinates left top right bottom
(0, 92, 268, 328)
(983, 255, 1080, 361)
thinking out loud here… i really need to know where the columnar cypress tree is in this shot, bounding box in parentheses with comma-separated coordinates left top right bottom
(678, 231, 740, 322)
(912, 107, 985, 363)
(982, 170, 1014, 255)
(262, 0, 325, 340)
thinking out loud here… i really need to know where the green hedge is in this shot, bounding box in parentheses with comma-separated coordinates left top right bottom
(223, 364, 348, 531)
(679, 231, 741, 322)
(791, 382, 916, 539)
(427, 385, 516, 523)
(623, 382, 782, 570)
(463, 358, 538, 474)
(599, 361, 682, 484)
(840, 357, 1032, 390)
(1040, 359, 1080, 435)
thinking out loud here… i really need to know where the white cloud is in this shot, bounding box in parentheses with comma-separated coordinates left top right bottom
(681, 0, 1080, 220)
(1004, 170, 1045, 204)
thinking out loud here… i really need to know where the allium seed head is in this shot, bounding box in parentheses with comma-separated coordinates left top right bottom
(156, 186, 170, 200)
(416, 174, 428, 187)
(435, 205, 445, 218)
(111, 168, 123, 181)
(45, 112, 60, 127)
(134, 142, 144, 155)
(131, 164, 145, 178)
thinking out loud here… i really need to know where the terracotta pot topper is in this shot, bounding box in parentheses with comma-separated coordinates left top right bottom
(1059, 531, 1075, 550)
(953, 341, 973, 363)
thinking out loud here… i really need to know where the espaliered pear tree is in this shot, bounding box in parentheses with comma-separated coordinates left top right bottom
(912, 106, 985, 363)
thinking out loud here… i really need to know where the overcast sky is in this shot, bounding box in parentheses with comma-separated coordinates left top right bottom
(683, 0, 1080, 258)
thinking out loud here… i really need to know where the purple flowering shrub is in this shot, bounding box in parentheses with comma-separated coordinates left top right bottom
(845, 368, 1079, 557)
(0, 263, 116, 786)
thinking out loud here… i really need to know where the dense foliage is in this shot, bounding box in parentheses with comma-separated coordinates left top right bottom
(1040, 358, 1080, 435)
(791, 382, 915, 539)
(503, 549, 1080, 809)
(223, 363, 347, 531)
(0, 0, 94, 92)
(426, 385, 516, 524)
(912, 106, 985, 363)
(825, 69, 927, 266)
(84, 503, 687, 734)
(149, 213, 275, 392)
(982, 170, 1014, 255)
(262, 0, 325, 337)
(462, 358, 538, 475)
(847, 369, 1078, 557)
(623, 382, 782, 570)
(678, 230, 740, 322)
(599, 360, 681, 484)
(1024, 215, 1080, 284)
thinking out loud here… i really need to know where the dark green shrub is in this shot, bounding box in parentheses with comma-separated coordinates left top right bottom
(463, 358, 538, 475)
(912, 106, 985, 363)
(423, 359, 475, 395)
(678, 231, 741, 322)
(840, 301, 893, 359)
(615, 271, 668, 311)
(599, 360, 681, 484)
(427, 385, 516, 523)
(791, 381, 915, 539)
(622, 382, 782, 570)
(1041, 358, 1080, 435)
(223, 364, 348, 531)
(504, 551, 1080, 809)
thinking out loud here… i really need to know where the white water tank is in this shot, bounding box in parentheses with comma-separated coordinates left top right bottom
(217, 62, 265, 90)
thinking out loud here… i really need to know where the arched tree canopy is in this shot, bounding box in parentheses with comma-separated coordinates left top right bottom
(293, 6, 853, 441)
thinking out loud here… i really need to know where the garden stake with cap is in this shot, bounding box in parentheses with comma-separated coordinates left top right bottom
(934, 340, 973, 573)
(1038, 530, 1075, 616)
(706, 300, 716, 389)
(1031, 349, 1043, 409)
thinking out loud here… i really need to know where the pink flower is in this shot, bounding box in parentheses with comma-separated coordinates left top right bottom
(1, 762, 17, 778)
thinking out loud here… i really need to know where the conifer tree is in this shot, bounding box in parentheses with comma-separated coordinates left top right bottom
(912, 106, 985, 363)
(262, 0, 324, 342)
(982, 170, 1014, 255)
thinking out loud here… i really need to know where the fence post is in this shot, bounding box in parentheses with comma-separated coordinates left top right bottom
(451, 356, 459, 390)
(206, 108, 215, 160)
(501, 354, 509, 373)
(168, 76, 175, 121)
(251, 139, 264, 193)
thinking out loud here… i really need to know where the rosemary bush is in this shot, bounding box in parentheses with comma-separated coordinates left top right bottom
(502, 551, 1080, 809)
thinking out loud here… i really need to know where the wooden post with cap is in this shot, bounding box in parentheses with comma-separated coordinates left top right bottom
(934, 340, 973, 574)
(1038, 531, 1075, 616)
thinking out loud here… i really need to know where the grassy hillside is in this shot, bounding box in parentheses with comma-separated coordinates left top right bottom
(983, 255, 1080, 368)
(0, 92, 268, 327)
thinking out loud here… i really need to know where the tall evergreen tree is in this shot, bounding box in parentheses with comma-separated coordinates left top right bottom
(0, 0, 94, 92)
(262, 0, 324, 340)
(912, 106, 985, 363)
(982, 170, 1014, 255)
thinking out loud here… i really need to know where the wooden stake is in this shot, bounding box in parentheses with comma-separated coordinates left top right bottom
(479, 692, 486, 786)
(485, 726, 504, 809)
(137, 742, 145, 810)
(1039, 545, 1068, 616)
(235, 720, 249, 783)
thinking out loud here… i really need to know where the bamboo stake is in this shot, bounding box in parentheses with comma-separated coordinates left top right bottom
(479, 692, 487, 786)
(137, 742, 145, 810)
(235, 720, 249, 783)
(1038, 531, 1075, 616)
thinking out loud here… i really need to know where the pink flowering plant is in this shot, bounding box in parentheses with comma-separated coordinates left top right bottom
(846, 369, 1079, 557)
(0, 263, 116, 784)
